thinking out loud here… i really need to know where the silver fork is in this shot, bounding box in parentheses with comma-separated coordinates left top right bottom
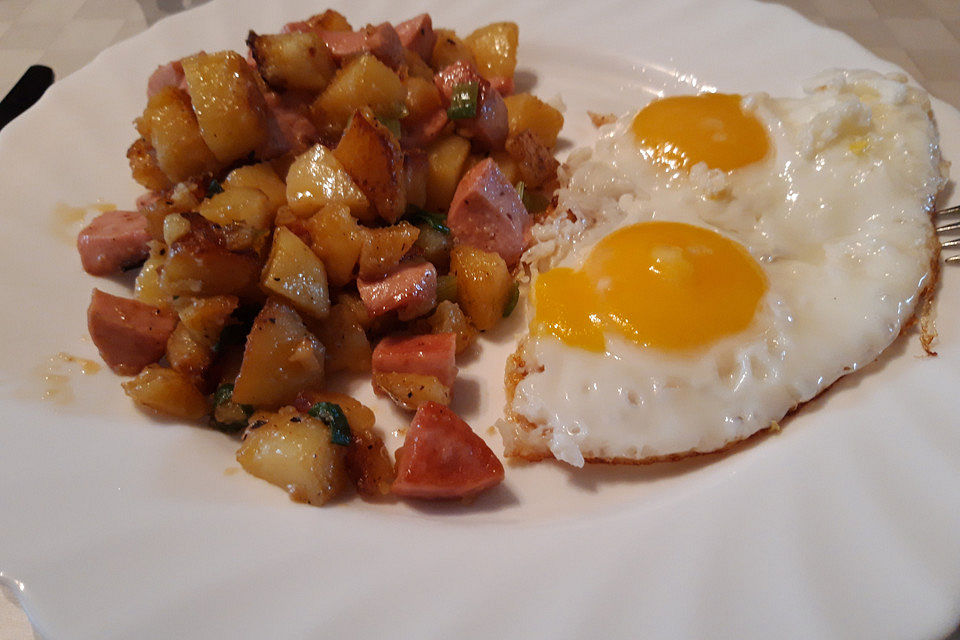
(938, 204, 960, 264)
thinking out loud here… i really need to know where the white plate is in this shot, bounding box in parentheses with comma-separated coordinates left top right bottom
(2, 0, 959, 638)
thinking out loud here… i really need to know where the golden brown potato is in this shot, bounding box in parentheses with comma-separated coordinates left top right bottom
(335, 292, 373, 329)
(136, 86, 221, 184)
(313, 301, 372, 374)
(402, 49, 435, 81)
(412, 223, 451, 272)
(167, 294, 239, 381)
(305, 203, 363, 288)
(504, 93, 564, 149)
(122, 365, 209, 420)
(160, 215, 262, 297)
(181, 51, 269, 164)
(248, 31, 337, 93)
(450, 245, 513, 331)
(260, 227, 331, 320)
(237, 406, 348, 506)
(402, 76, 443, 124)
(127, 137, 172, 191)
(134, 242, 170, 309)
(505, 129, 560, 190)
(333, 109, 406, 223)
(357, 221, 419, 279)
(286, 143, 373, 222)
(224, 163, 287, 213)
(372, 371, 450, 410)
(425, 134, 471, 211)
(430, 29, 476, 71)
(301, 9, 351, 32)
(198, 187, 274, 231)
(464, 22, 519, 81)
(423, 300, 477, 353)
(138, 182, 203, 242)
(232, 298, 325, 407)
(490, 149, 520, 185)
(311, 54, 405, 139)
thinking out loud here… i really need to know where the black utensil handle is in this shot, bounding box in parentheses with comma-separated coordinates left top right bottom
(0, 65, 55, 132)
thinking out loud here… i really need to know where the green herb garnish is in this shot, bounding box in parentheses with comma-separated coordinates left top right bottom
(308, 402, 352, 446)
(503, 282, 520, 318)
(407, 206, 450, 234)
(447, 81, 479, 120)
(436, 274, 458, 303)
(376, 116, 402, 140)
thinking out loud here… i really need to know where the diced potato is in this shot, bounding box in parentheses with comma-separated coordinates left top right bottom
(135, 242, 170, 308)
(313, 301, 372, 374)
(261, 227, 330, 320)
(335, 292, 372, 329)
(286, 143, 373, 222)
(302, 9, 351, 32)
(413, 224, 451, 272)
(346, 427, 394, 497)
(161, 216, 261, 297)
(167, 295, 239, 380)
(425, 135, 471, 212)
(490, 149, 520, 185)
(233, 298, 325, 407)
(198, 187, 274, 231)
(505, 129, 560, 190)
(224, 163, 287, 212)
(127, 137, 172, 191)
(404, 151, 428, 210)
(311, 54, 405, 139)
(450, 245, 513, 330)
(237, 406, 347, 506)
(305, 204, 363, 288)
(464, 22, 519, 81)
(181, 51, 269, 164)
(402, 76, 443, 124)
(136, 86, 220, 183)
(373, 371, 450, 410)
(248, 31, 337, 93)
(122, 364, 209, 420)
(503, 93, 564, 149)
(424, 300, 477, 353)
(403, 49, 435, 81)
(357, 221, 419, 279)
(333, 109, 406, 223)
(430, 29, 476, 71)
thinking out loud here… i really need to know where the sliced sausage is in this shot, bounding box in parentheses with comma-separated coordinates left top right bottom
(391, 401, 504, 499)
(401, 108, 448, 150)
(88, 289, 178, 375)
(372, 333, 456, 389)
(394, 14, 436, 62)
(146, 60, 186, 99)
(77, 209, 151, 276)
(319, 23, 404, 69)
(357, 261, 437, 321)
(259, 90, 318, 159)
(435, 60, 508, 151)
(446, 158, 530, 267)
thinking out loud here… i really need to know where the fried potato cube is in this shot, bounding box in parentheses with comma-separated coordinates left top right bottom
(166, 295, 239, 381)
(505, 129, 560, 190)
(261, 227, 331, 320)
(424, 300, 477, 353)
(286, 143, 373, 222)
(313, 301, 372, 374)
(198, 187, 274, 231)
(450, 245, 513, 331)
(127, 137, 172, 191)
(122, 364, 209, 420)
(136, 86, 220, 183)
(504, 93, 564, 149)
(237, 406, 347, 506)
(224, 163, 287, 213)
(403, 49, 435, 81)
(464, 22, 519, 81)
(430, 29, 476, 71)
(248, 31, 336, 93)
(425, 134, 471, 212)
(490, 149, 520, 185)
(403, 76, 443, 124)
(311, 54, 405, 139)
(161, 216, 261, 297)
(373, 371, 450, 410)
(181, 51, 269, 164)
(300, 9, 352, 32)
(413, 223, 451, 272)
(305, 203, 363, 288)
(135, 242, 170, 309)
(357, 221, 419, 279)
(233, 298, 325, 407)
(333, 109, 406, 223)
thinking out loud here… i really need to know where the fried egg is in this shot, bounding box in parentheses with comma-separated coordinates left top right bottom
(499, 69, 946, 467)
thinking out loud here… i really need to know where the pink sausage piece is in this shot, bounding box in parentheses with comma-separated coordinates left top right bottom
(446, 158, 530, 268)
(319, 23, 404, 69)
(146, 60, 186, 99)
(394, 13, 436, 62)
(372, 333, 457, 389)
(87, 289, 178, 376)
(77, 210, 151, 276)
(435, 60, 507, 151)
(401, 108, 448, 150)
(259, 91, 318, 159)
(357, 262, 438, 321)
(392, 401, 504, 500)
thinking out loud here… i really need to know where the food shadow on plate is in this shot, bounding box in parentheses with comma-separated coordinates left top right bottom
(395, 481, 520, 515)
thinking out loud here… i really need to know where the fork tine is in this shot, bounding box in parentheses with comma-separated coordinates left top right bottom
(942, 238, 960, 249)
(937, 220, 960, 233)
(937, 204, 960, 216)
(946, 255, 960, 264)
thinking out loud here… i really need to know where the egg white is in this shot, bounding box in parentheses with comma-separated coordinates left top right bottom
(501, 69, 946, 466)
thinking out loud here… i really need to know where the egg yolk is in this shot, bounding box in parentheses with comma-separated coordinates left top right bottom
(631, 93, 769, 172)
(532, 222, 767, 352)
